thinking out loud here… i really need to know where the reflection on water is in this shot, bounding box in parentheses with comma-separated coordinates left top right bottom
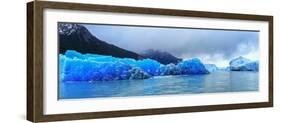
(59, 71, 258, 99)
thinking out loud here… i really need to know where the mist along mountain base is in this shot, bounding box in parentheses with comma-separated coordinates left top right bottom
(58, 23, 259, 99)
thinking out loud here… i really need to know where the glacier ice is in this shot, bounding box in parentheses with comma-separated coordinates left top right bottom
(128, 67, 151, 80)
(60, 55, 133, 81)
(233, 61, 259, 71)
(177, 58, 209, 74)
(229, 56, 259, 71)
(60, 50, 209, 82)
(157, 63, 181, 76)
(204, 64, 218, 72)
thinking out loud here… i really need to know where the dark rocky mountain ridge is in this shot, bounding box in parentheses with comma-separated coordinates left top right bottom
(141, 49, 182, 65)
(59, 23, 144, 60)
(58, 23, 182, 65)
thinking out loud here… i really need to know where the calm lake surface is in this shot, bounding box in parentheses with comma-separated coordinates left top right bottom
(59, 71, 259, 99)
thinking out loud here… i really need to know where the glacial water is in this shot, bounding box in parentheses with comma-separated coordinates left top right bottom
(59, 71, 258, 99)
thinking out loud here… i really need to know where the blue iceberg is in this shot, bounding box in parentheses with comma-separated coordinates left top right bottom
(157, 63, 181, 76)
(60, 50, 209, 82)
(60, 51, 153, 81)
(235, 61, 259, 71)
(60, 55, 133, 81)
(178, 58, 209, 74)
(128, 67, 151, 80)
(229, 56, 259, 71)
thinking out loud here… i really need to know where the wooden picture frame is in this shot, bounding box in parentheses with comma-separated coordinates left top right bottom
(27, 1, 273, 122)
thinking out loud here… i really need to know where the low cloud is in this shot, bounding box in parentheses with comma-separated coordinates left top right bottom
(84, 24, 259, 67)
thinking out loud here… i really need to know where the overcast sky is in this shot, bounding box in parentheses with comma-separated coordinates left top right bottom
(84, 24, 259, 67)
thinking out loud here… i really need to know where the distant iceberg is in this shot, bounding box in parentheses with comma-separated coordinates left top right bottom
(218, 66, 230, 71)
(60, 50, 209, 82)
(156, 58, 209, 76)
(204, 64, 218, 72)
(229, 56, 259, 71)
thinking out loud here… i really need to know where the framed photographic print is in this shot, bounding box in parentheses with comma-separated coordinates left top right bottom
(27, 1, 273, 122)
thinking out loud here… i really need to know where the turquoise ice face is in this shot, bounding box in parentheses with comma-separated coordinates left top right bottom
(59, 50, 209, 82)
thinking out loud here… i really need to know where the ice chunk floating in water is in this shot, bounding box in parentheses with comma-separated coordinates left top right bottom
(60, 50, 209, 82)
(229, 56, 259, 71)
(178, 58, 209, 74)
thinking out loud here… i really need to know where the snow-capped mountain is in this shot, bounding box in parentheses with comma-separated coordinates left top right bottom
(229, 56, 259, 71)
(58, 23, 80, 36)
(58, 23, 144, 60)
